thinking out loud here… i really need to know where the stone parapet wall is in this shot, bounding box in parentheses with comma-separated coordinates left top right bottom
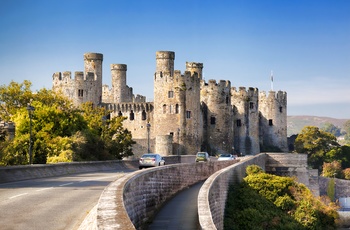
(96, 159, 238, 229)
(198, 154, 267, 230)
(0, 160, 138, 184)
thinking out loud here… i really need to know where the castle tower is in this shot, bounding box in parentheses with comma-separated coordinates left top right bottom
(186, 62, 203, 80)
(153, 51, 202, 155)
(259, 90, 288, 152)
(83, 53, 103, 106)
(111, 64, 130, 103)
(231, 87, 260, 155)
(156, 51, 175, 76)
(200, 80, 233, 155)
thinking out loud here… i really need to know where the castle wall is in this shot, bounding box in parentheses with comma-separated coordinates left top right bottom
(231, 87, 260, 155)
(259, 91, 288, 152)
(52, 51, 288, 158)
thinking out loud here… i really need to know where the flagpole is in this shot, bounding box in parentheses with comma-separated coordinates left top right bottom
(270, 70, 274, 91)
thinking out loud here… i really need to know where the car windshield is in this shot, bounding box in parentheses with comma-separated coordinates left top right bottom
(197, 153, 205, 157)
(142, 154, 156, 158)
(220, 154, 231, 157)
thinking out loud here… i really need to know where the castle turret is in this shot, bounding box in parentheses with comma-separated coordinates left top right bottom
(156, 51, 175, 76)
(200, 79, 233, 155)
(231, 87, 260, 155)
(186, 62, 203, 79)
(259, 90, 288, 152)
(111, 64, 129, 103)
(84, 53, 103, 106)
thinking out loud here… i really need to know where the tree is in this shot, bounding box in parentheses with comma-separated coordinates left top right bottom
(295, 126, 339, 169)
(343, 168, 350, 180)
(321, 161, 343, 178)
(321, 123, 341, 137)
(344, 120, 350, 142)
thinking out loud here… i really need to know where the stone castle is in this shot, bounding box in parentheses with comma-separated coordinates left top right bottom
(52, 51, 288, 157)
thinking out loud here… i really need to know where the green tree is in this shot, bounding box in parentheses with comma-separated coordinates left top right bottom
(295, 126, 339, 169)
(344, 120, 350, 142)
(321, 123, 341, 137)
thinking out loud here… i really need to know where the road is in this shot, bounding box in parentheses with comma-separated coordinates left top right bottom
(0, 169, 135, 230)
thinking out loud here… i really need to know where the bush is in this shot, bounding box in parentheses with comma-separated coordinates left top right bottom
(224, 165, 339, 230)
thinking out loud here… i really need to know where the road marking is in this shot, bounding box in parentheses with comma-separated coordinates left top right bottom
(9, 193, 28, 199)
(59, 182, 74, 187)
(36, 187, 54, 192)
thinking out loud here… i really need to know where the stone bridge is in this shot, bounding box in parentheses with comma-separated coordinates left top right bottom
(3, 153, 348, 229)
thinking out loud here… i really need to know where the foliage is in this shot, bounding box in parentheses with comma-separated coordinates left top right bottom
(224, 165, 339, 230)
(327, 178, 335, 202)
(344, 120, 350, 141)
(321, 123, 341, 137)
(322, 161, 343, 178)
(295, 126, 339, 169)
(343, 168, 350, 180)
(0, 81, 136, 165)
(246, 164, 263, 175)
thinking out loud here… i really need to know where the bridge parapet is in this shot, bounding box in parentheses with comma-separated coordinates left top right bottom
(96, 160, 239, 229)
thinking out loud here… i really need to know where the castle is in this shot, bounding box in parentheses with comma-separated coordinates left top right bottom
(52, 51, 288, 157)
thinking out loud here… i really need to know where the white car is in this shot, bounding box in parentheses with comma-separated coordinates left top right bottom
(217, 154, 235, 161)
(139, 153, 165, 169)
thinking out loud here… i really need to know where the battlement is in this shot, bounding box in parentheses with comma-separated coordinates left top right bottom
(111, 64, 127, 71)
(84, 53, 103, 60)
(75, 71, 84, 81)
(231, 86, 259, 97)
(259, 90, 287, 102)
(186, 62, 203, 69)
(156, 51, 175, 60)
(107, 102, 154, 113)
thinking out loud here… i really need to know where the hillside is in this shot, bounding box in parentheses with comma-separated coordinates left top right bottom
(287, 115, 349, 136)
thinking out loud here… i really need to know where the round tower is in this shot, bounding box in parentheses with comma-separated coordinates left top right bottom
(186, 62, 203, 79)
(156, 51, 175, 76)
(111, 64, 127, 104)
(231, 87, 260, 155)
(259, 90, 288, 152)
(83, 53, 103, 106)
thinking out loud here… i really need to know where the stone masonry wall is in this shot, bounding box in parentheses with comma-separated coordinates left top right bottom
(198, 154, 267, 230)
(96, 159, 239, 230)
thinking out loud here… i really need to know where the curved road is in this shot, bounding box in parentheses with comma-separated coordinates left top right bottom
(0, 169, 135, 230)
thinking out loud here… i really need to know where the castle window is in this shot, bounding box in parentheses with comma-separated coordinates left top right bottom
(175, 104, 179, 114)
(78, 89, 84, 97)
(163, 104, 166, 114)
(279, 106, 283, 113)
(142, 110, 146, 120)
(250, 102, 254, 109)
(269, 119, 273, 126)
(210, 116, 216, 125)
(236, 119, 242, 127)
(118, 111, 122, 117)
(170, 132, 174, 136)
(226, 96, 229, 104)
(168, 91, 174, 98)
(130, 110, 134, 120)
(169, 105, 172, 114)
(186, 111, 191, 119)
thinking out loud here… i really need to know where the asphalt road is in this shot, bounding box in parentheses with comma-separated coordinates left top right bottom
(0, 169, 135, 230)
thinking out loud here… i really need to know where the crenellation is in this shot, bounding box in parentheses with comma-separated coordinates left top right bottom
(52, 50, 287, 156)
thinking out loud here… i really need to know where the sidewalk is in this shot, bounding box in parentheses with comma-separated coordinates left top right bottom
(147, 181, 204, 230)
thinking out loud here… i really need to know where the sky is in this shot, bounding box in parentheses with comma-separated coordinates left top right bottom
(1, 0, 350, 119)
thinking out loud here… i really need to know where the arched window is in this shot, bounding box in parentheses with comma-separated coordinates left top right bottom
(163, 104, 166, 114)
(175, 104, 179, 114)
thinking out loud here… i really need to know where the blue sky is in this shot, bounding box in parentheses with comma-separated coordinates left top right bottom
(1, 0, 350, 119)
